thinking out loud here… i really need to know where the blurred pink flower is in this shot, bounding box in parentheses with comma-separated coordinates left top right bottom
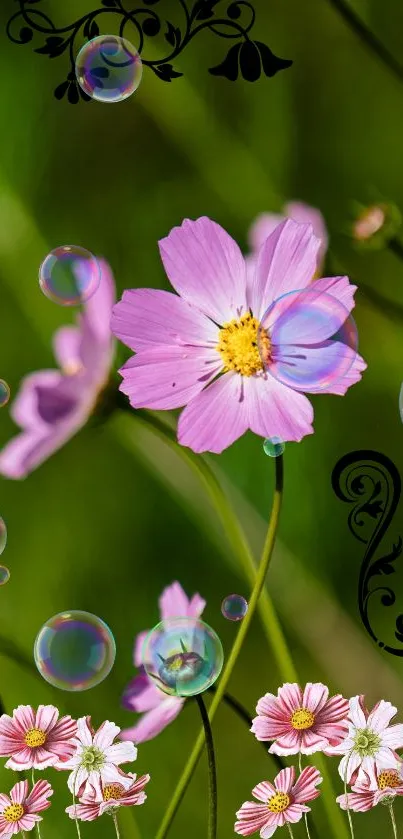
(0, 779, 53, 836)
(112, 216, 366, 454)
(66, 772, 150, 821)
(0, 260, 115, 479)
(247, 201, 328, 271)
(251, 682, 349, 756)
(57, 717, 137, 796)
(0, 705, 77, 771)
(120, 581, 205, 744)
(235, 766, 322, 837)
(326, 696, 403, 786)
(337, 766, 403, 812)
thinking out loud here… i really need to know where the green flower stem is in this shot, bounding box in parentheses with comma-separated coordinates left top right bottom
(326, 0, 403, 84)
(113, 814, 121, 839)
(344, 760, 355, 839)
(389, 804, 398, 839)
(195, 694, 217, 839)
(72, 770, 82, 839)
(207, 687, 284, 771)
(287, 825, 295, 839)
(154, 454, 284, 839)
(31, 771, 42, 839)
(298, 754, 312, 839)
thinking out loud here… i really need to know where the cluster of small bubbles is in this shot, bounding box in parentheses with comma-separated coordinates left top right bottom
(75, 36, 143, 103)
(142, 617, 224, 697)
(0, 519, 7, 556)
(221, 594, 248, 622)
(0, 567, 10, 586)
(39, 246, 101, 306)
(0, 381, 10, 408)
(263, 437, 285, 458)
(258, 287, 358, 392)
(34, 610, 116, 691)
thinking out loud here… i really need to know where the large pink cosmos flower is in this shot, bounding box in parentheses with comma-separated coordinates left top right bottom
(0, 780, 53, 837)
(0, 260, 115, 479)
(336, 766, 403, 812)
(111, 217, 366, 454)
(66, 772, 150, 821)
(251, 683, 349, 756)
(120, 581, 206, 744)
(235, 766, 322, 838)
(57, 717, 137, 796)
(326, 696, 403, 786)
(0, 705, 77, 770)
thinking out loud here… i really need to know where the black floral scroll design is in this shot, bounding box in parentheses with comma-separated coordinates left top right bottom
(6, 0, 293, 102)
(332, 450, 403, 655)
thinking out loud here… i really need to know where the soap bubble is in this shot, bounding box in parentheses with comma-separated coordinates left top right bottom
(221, 594, 248, 622)
(34, 610, 116, 691)
(142, 617, 224, 697)
(75, 35, 142, 103)
(399, 383, 403, 423)
(0, 519, 7, 556)
(0, 381, 10, 407)
(0, 567, 10, 586)
(263, 437, 285, 457)
(258, 287, 358, 392)
(39, 246, 101, 306)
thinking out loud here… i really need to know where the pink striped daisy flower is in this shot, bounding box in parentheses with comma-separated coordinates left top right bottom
(66, 772, 150, 821)
(0, 705, 77, 770)
(235, 766, 322, 838)
(337, 766, 403, 812)
(0, 780, 53, 836)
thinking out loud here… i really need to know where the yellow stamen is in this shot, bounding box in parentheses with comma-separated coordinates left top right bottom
(24, 728, 46, 747)
(216, 313, 271, 376)
(103, 784, 125, 801)
(378, 770, 401, 790)
(290, 709, 315, 730)
(3, 804, 24, 823)
(267, 792, 290, 813)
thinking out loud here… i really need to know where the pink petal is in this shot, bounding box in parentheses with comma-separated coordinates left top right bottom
(251, 717, 291, 741)
(367, 701, 398, 733)
(177, 372, 249, 454)
(122, 674, 165, 713)
(261, 817, 282, 838)
(269, 729, 302, 756)
(266, 285, 349, 345)
(284, 803, 309, 823)
(47, 715, 77, 740)
(292, 766, 322, 803)
(0, 796, 11, 809)
(93, 721, 120, 750)
(6, 748, 36, 770)
(251, 782, 275, 802)
(315, 694, 349, 724)
(302, 683, 329, 714)
(53, 326, 82, 372)
(159, 217, 247, 324)
(18, 815, 39, 831)
(0, 425, 82, 481)
(251, 219, 321, 320)
(298, 730, 329, 755)
(25, 780, 53, 813)
(349, 696, 367, 729)
(11, 707, 35, 733)
(118, 346, 221, 410)
(119, 697, 183, 744)
(276, 685, 304, 716)
(255, 694, 281, 718)
(269, 340, 361, 395)
(111, 289, 218, 353)
(159, 581, 192, 620)
(311, 276, 356, 313)
(66, 802, 101, 821)
(285, 202, 328, 264)
(8, 373, 62, 431)
(248, 213, 285, 252)
(134, 631, 149, 668)
(82, 259, 116, 344)
(76, 717, 93, 747)
(235, 801, 274, 834)
(35, 705, 59, 733)
(243, 376, 314, 443)
(274, 767, 295, 793)
(336, 791, 375, 812)
(10, 782, 28, 805)
(31, 747, 60, 769)
(187, 593, 207, 618)
(323, 353, 366, 395)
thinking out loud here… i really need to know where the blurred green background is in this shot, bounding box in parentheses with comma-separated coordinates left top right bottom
(1, 0, 403, 837)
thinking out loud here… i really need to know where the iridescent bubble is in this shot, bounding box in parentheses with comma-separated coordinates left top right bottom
(258, 287, 358, 392)
(142, 617, 224, 697)
(263, 437, 285, 457)
(39, 246, 100, 307)
(34, 610, 116, 691)
(0, 567, 10, 586)
(0, 518, 7, 556)
(399, 383, 403, 424)
(0, 380, 10, 408)
(75, 35, 143, 103)
(221, 594, 248, 622)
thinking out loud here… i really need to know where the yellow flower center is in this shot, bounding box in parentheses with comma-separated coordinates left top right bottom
(267, 792, 290, 813)
(24, 728, 46, 747)
(291, 709, 315, 730)
(216, 313, 271, 376)
(103, 784, 125, 801)
(378, 770, 401, 790)
(3, 804, 24, 823)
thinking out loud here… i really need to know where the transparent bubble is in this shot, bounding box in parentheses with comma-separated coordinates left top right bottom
(263, 437, 285, 457)
(221, 594, 248, 622)
(0, 567, 10, 586)
(142, 617, 224, 697)
(258, 287, 358, 392)
(39, 246, 100, 307)
(34, 610, 116, 691)
(0, 381, 10, 408)
(0, 519, 7, 556)
(399, 383, 403, 423)
(75, 36, 143, 103)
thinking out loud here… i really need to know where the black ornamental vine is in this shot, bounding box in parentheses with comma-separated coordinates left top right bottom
(332, 450, 403, 655)
(6, 0, 293, 103)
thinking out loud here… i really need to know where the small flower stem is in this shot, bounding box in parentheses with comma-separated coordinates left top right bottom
(389, 804, 398, 839)
(287, 825, 295, 838)
(31, 771, 42, 839)
(344, 758, 355, 839)
(154, 455, 284, 839)
(72, 769, 82, 839)
(195, 694, 217, 839)
(298, 754, 312, 839)
(113, 814, 121, 839)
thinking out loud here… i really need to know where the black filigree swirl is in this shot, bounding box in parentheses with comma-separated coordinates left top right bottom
(6, 0, 293, 102)
(332, 450, 403, 655)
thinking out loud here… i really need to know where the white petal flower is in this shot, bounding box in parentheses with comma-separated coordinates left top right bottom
(56, 717, 137, 796)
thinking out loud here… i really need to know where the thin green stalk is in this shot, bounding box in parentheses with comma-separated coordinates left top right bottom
(389, 804, 398, 839)
(343, 758, 355, 839)
(31, 771, 42, 839)
(72, 769, 82, 839)
(326, 0, 403, 84)
(154, 455, 284, 839)
(113, 814, 121, 839)
(287, 825, 295, 838)
(298, 754, 312, 839)
(195, 695, 217, 839)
